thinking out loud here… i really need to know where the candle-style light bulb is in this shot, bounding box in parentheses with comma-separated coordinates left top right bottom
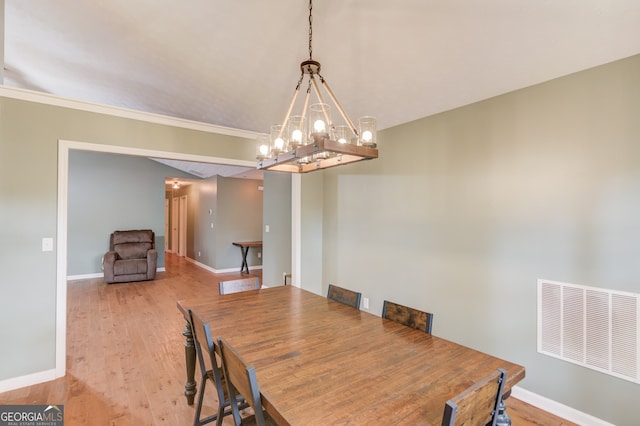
(259, 144, 269, 156)
(274, 137, 284, 150)
(292, 129, 303, 143)
(313, 120, 326, 133)
(358, 116, 376, 147)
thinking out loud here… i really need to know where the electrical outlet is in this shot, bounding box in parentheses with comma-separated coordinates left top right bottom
(362, 297, 369, 310)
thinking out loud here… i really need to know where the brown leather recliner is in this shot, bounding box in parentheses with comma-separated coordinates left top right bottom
(103, 230, 158, 284)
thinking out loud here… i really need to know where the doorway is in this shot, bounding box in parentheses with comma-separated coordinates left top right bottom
(56, 139, 268, 381)
(170, 194, 187, 256)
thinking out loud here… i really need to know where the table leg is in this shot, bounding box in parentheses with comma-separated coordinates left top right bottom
(240, 246, 249, 274)
(495, 391, 512, 425)
(495, 400, 511, 425)
(182, 320, 197, 405)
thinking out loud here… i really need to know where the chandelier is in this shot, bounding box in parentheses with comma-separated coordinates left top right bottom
(256, 0, 378, 173)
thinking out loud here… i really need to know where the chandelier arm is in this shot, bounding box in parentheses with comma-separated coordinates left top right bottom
(309, 74, 326, 105)
(301, 81, 312, 122)
(279, 74, 305, 138)
(319, 75, 359, 137)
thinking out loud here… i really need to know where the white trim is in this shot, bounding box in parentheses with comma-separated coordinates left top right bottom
(0, 369, 58, 394)
(511, 386, 614, 426)
(67, 268, 167, 281)
(60, 139, 257, 168)
(291, 174, 302, 288)
(67, 273, 103, 281)
(56, 142, 68, 378)
(0, 85, 259, 139)
(184, 256, 263, 274)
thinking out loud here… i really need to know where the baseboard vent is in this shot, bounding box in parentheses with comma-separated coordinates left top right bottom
(538, 279, 639, 383)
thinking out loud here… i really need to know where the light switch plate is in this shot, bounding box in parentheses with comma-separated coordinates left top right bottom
(42, 237, 54, 252)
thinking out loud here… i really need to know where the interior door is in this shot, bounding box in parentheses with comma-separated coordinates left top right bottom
(164, 199, 169, 251)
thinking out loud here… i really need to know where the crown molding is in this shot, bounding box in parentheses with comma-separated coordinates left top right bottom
(0, 85, 259, 140)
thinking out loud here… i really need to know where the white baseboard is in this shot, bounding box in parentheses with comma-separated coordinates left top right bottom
(66, 257, 262, 282)
(67, 267, 166, 281)
(66, 255, 263, 279)
(511, 386, 613, 426)
(185, 256, 262, 274)
(67, 272, 103, 280)
(0, 368, 58, 394)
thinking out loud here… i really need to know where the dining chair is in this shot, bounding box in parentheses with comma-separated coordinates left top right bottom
(188, 309, 248, 426)
(218, 337, 277, 426)
(219, 276, 261, 295)
(441, 368, 507, 426)
(382, 300, 434, 334)
(327, 284, 362, 309)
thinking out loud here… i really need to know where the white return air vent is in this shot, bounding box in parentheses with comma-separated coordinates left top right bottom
(538, 279, 639, 383)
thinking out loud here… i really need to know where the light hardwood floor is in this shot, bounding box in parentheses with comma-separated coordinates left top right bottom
(0, 254, 576, 425)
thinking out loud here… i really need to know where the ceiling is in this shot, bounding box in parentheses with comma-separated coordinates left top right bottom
(4, 1, 640, 178)
(153, 158, 263, 185)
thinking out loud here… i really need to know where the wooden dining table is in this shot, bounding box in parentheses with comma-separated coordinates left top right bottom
(177, 285, 525, 425)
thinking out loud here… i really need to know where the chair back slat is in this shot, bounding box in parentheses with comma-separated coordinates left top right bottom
(218, 337, 269, 426)
(188, 308, 239, 425)
(441, 368, 507, 426)
(327, 284, 362, 309)
(382, 300, 434, 334)
(189, 309, 215, 374)
(219, 276, 260, 295)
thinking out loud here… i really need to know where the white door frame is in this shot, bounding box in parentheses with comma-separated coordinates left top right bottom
(172, 197, 179, 253)
(179, 195, 187, 257)
(164, 199, 169, 251)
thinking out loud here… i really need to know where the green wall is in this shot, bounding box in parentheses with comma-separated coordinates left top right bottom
(166, 175, 270, 272)
(314, 55, 640, 425)
(180, 172, 290, 285)
(262, 171, 292, 287)
(300, 172, 325, 296)
(182, 178, 213, 262)
(215, 176, 263, 271)
(68, 150, 197, 274)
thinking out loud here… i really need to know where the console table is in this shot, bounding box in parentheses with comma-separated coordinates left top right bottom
(232, 241, 262, 274)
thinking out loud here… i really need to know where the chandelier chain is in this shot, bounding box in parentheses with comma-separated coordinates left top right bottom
(308, 0, 313, 59)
